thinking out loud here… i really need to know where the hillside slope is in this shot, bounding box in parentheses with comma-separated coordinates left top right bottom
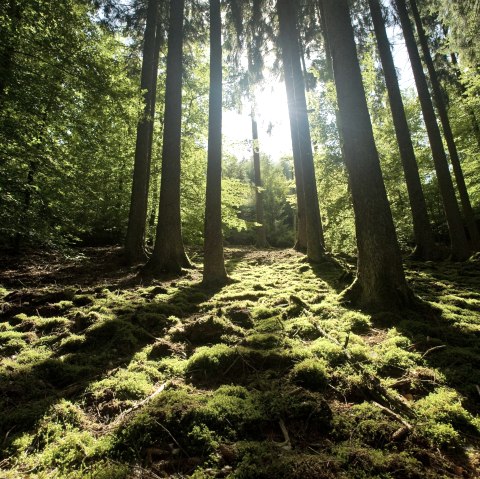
(1, 247, 479, 478)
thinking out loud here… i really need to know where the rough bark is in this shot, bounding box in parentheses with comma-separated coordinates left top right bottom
(321, 0, 412, 311)
(278, 0, 325, 262)
(125, 0, 159, 264)
(316, 0, 346, 158)
(369, 0, 438, 260)
(394, 0, 470, 261)
(409, 0, 480, 250)
(145, 0, 190, 275)
(203, 0, 228, 286)
(251, 113, 268, 248)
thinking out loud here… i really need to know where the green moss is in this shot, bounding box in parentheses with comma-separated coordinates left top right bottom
(414, 388, 480, 447)
(290, 358, 329, 391)
(243, 333, 283, 349)
(310, 338, 346, 366)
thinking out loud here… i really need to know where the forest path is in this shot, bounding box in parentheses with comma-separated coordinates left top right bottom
(0, 246, 479, 478)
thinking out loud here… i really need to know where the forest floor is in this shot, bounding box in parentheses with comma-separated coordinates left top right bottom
(0, 246, 480, 478)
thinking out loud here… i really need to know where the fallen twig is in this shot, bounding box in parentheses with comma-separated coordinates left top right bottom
(422, 345, 446, 358)
(278, 419, 292, 450)
(108, 381, 169, 429)
(312, 322, 417, 421)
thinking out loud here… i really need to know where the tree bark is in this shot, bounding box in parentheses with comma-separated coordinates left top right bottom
(251, 112, 268, 248)
(369, 0, 438, 260)
(145, 0, 190, 275)
(321, 0, 412, 311)
(409, 0, 480, 250)
(283, 52, 307, 253)
(394, 0, 470, 261)
(124, 0, 159, 264)
(277, 0, 325, 262)
(203, 0, 228, 285)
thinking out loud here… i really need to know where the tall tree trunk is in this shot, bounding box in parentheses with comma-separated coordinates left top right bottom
(409, 0, 480, 249)
(277, 0, 325, 262)
(394, 0, 470, 261)
(124, 0, 159, 264)
(251, 111, 268, 247)
(144, 17, 164, 227)
(283, 52, 307, 252)
(369, 0, 438, 260)
(316, 0, 346, 158)
(145, 0, 191, 275)
(321, 0, 411, 310)
(203, 0, 227, 285)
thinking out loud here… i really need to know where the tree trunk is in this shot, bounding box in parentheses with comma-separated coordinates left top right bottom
(283, 54, 307, 253)
(203, 0, 228, 286)
(394, 0, 470, 261)
(277, 0, 325, 262)
(145, 0, 191, 275)
(316, 0, 346, 159)
(251, 112, 268, 248)
(409, 0, 480, 250)
(321, 0, 412, 311)
(124, 0, 159, 264)
(144, 17, 164, 231)
(369, 0, 438, 260)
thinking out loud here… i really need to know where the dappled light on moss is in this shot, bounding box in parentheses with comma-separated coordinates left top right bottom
(1, 247, 480, 477)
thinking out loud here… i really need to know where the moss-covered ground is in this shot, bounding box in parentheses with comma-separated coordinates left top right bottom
(0, 246, 479, 478)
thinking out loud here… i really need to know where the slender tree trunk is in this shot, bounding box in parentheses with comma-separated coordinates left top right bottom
(394, 0, 470, 260)
(278, 0, 325, 262)
(251, 111, 268, 247)
(124, 0, 159, 264)
(369, 0, 438, 260)
(409, 0, 480, 249)
(144, 17, 164, 222)
(203, 0, 227, 285)
(145, 0, 190, 275)
(14, 161, 36, 252)
(321, 0, 412, 310)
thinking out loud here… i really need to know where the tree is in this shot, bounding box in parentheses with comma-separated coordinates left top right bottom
(251, 111, 269, 247)
(393, 0, 470, 261)
(203, 0, 228, 285)
(409, 0, 480, 249)
(145, 0, 191, 275)
(321, 0, 412, 310)
(368, 0, 438, 260)
(124, 0, 159, 264)
(277, 0, 325, 263)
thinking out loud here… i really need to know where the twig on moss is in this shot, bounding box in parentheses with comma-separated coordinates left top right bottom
(278, 419, 292, 450)
(311, 322, 417, 421)
(109, 381, 169, 428)
(422, 345, 446, 358)
(372, 401, 412, 430)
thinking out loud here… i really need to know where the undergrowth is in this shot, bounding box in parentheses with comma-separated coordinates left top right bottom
(0, 247, 479, 478)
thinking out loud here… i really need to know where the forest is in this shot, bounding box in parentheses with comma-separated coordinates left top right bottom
(0, 0, 479, 477)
